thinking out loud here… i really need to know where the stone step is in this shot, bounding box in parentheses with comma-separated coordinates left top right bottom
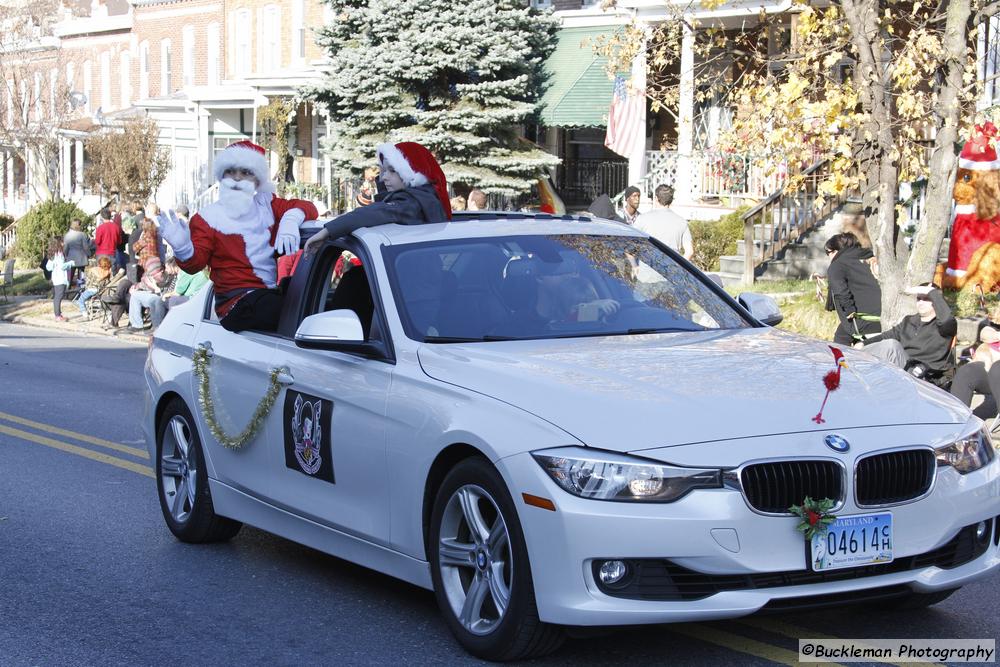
(758, 257, 832, 280)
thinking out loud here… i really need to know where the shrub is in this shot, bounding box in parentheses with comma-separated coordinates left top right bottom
(0, 213, 14, 231)
(12, 199, 90, 267)
(689, 206, 749, 272)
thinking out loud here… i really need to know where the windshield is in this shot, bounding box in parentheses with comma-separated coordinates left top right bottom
(383, 234, 753, 342)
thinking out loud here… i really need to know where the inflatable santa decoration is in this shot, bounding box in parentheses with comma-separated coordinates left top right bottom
(946, 123, 1000, 278)
(158, 140, 318, 332)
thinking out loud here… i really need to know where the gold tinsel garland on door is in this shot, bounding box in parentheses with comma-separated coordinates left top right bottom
(191, 346, 286, 450)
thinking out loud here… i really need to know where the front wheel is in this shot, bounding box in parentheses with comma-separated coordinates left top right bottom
(156, 398, 242, 543)
(429, 457, 563, 661)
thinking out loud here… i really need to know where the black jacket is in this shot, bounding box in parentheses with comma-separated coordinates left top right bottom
(864, 289, 957, 371)
(323, 184, 447, 240)
(826, 245, 882, 344)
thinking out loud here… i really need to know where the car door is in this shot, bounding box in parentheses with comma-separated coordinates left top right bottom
(265, 246, 393, 545)
(190, 309, 281, 503)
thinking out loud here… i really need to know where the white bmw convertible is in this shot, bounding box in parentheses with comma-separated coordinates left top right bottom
(143, 212, 1000, 660)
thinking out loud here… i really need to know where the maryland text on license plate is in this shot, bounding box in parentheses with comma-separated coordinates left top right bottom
(811, 512, 893, 571)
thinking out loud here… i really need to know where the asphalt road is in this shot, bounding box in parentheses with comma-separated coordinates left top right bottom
(0, 321, 997, 666)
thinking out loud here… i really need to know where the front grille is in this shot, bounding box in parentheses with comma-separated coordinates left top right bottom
(740, 460, 843, 514)
(856, 449, 935, 506)
(594, 520, 994, 602)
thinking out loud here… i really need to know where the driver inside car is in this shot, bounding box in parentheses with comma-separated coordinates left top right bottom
(538, 272, 619, 323)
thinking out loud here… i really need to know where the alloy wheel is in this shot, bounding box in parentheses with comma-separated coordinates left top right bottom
(159, 414, 197, 523)
(437, 484, 512, 636)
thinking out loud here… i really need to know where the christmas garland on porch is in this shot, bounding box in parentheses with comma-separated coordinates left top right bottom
(192, 346, 286, 450)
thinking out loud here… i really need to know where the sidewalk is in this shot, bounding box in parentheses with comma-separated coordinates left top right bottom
(0, 296, 151, 343)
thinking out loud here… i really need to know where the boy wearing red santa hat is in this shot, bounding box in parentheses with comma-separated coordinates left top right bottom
(157, 140, 318, 332)
(303, 141, 451, 254)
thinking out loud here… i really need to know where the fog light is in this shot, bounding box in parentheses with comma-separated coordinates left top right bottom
(598, 560, 628, 585)
(975, 521, 989, 543)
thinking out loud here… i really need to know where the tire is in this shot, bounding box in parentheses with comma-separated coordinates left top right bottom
(429, 457, 564, 661)
(156, 398, 242, 543)
(877, 588, 960, 610)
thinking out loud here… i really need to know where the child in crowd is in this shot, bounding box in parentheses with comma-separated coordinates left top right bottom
(45, 238, 75, 322)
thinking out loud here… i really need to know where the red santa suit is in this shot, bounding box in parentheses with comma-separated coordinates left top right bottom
(160, 140, 318, 329)
(179, 193, 318, 317)
(947, 123, 1000, 276)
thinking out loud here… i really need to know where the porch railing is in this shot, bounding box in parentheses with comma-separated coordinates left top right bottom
(556, 158, 628, 205)
(644, 150, 790, 203)
(741, 160, 855, 284)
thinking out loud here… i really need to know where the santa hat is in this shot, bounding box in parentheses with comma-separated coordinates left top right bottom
(376, 141, 452, 220)
(213, 140, 274, 193)
(959, 123, 1000, 170)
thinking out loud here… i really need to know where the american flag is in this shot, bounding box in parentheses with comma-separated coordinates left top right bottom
(604, 74, 645, 158)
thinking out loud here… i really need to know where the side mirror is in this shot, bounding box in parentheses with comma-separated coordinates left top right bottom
(295, 309, 382, 356)
(738, 292, 783, 327)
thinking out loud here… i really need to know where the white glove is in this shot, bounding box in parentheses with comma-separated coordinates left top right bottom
(157, 209, 194, 260)
(274, 208, 305, 256)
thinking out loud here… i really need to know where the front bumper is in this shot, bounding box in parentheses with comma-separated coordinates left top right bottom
(500, 451, 1000, 626)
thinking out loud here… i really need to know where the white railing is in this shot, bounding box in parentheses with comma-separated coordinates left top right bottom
(192, 183, 219, 214)
(1, 219, 17, 251)
(644, 150, 789, 203)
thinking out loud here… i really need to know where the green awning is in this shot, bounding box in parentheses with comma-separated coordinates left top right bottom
(540, 27, 616, 128)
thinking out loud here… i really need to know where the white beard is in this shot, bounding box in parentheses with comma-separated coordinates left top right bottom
(218, 178, 256, 217)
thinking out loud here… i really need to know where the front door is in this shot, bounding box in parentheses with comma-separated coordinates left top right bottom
(266, 250, 393, 545)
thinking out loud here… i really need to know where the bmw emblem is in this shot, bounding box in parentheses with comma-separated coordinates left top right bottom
(824, 434, 850, 453)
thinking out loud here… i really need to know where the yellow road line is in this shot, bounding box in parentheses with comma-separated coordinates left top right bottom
(738, 618, 943, 667)
(0, 410, 148, 460)
(0, 423, 154, 478)
(673, 623, 847, 667)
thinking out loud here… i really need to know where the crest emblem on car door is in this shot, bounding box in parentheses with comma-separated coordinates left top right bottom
(284, 391, 336, 483)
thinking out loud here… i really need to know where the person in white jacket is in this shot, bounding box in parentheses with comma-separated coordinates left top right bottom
(45, 238, 75, 321)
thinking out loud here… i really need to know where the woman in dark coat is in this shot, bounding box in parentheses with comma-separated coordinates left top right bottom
(825, 232, 882, 345)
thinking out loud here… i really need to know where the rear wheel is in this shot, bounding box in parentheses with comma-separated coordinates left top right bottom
(156, 398, 241, 543)
(429, 457, 563, 661)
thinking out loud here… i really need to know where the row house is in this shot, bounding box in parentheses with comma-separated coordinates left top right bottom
(1, 0, 333, 221)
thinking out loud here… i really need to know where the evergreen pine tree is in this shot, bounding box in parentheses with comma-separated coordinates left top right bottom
(308, 0, 560, 197)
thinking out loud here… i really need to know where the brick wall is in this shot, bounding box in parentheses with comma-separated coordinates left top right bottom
(134, 1, 224, 97)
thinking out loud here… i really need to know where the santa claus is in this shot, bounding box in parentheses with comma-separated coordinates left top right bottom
(158, 140, 318, 332)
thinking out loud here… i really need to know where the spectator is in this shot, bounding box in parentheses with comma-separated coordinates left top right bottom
(94, 210, 123, 269)
(824, 232, 882, 346)
(467, 189, 487, 211)
(163, 266, 209, 310)
(126, 257, 171, 334)
(126, 206, 145, 265)
(63, 219, 92, 287)
(951, 307, 1000, 419)
(620, 186, 641, 225)
(854, 283, 956, 379)
(45, 237, 74, 322)
(133, 218, 160, 268)
(587, 194, 624, 223)
(174, 204, 190, 225)
(100, 271, 132, 330)
(75, 256, 117, 319)
(635, 185, 694, 260)
(115, 205, 130, 270)
(450, 195, 467, 212)
(356, 166, 380, 207)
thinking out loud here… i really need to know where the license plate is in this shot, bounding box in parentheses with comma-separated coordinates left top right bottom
(810, 512, 893, 571)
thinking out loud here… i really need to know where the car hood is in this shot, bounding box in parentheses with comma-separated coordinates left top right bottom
(416, 328, 970, 452)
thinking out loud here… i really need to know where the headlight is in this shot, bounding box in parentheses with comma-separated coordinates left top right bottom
(531, 446, 722, 502)
(936, 424, 996, 474)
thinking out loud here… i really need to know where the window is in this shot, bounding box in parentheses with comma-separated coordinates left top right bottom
(49, 69, 58, 119)
(206, 23, 220, 86)
(260, 5, 281, 72)
(234, 10, 251, 77)
(82, 61, 92, 113)
(34, 72, 42, 121)
(530, 0, 552, 8)
(980, 15, 1000, 106)
(182, 25, 195, 86)
(100, 51, 111, 109)
(291, 0, 305, 62)
(65, 62, 74, 91)
(139, 41, 150, 99)
(160, 39, 171, 94)
(120, 51, 131, 107)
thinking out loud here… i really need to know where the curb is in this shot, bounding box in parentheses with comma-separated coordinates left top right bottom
(0, 299, 151, 344)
